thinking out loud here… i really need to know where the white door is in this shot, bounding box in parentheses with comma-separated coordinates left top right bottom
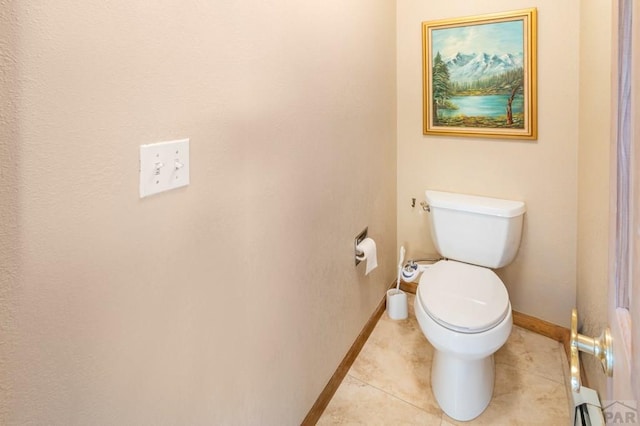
(604, 0, 639, 421)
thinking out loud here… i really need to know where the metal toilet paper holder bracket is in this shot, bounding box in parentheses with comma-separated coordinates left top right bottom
(354, 227, 368, 266)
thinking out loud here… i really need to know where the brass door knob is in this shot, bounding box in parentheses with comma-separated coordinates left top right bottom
(570, 308, 613, 392)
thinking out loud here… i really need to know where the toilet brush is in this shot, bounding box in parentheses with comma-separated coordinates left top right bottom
(386, 246, 408, 320)
(396, 246, 405, 290)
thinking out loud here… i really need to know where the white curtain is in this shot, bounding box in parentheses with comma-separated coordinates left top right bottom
(615, 0, 632, 309)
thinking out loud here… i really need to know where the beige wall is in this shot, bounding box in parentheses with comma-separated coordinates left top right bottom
(576, 0, 613, 396)
(0, 2, 397, 424)
(2, 0, 624, 421)
(397, 0, 580, 327)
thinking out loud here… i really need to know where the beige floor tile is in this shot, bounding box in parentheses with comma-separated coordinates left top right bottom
(317, 375, 442, 425)
(444, 363, 570, 425)
(495, 325, 565, 384)
(323, 293, 571, 425)
(348, 294, 442, 415)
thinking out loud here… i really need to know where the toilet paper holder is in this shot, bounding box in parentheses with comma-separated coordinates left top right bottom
(354, 227, 368, 266)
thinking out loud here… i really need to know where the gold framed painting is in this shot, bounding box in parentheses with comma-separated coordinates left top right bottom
(422, 8, 537, 139)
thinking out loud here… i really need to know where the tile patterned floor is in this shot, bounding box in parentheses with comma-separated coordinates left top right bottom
(318, 294, 571, 425)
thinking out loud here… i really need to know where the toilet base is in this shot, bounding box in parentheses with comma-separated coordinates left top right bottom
(431, 350, 494, 421)
(414, 295, 512, 422)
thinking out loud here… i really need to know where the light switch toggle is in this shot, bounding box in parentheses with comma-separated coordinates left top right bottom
(154, 162, 165, 175)
(174, 160, 184, 170)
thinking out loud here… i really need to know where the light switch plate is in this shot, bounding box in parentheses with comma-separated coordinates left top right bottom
(139, 138, 190, 198)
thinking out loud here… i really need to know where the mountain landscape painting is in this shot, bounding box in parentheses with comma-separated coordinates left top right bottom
(423, 9, 537, 140)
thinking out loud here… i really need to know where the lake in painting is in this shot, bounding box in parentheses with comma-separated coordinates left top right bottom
(438, 94, 524, 118)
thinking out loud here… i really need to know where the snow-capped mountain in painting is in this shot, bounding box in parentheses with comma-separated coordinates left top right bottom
(444, 52, 523, 83)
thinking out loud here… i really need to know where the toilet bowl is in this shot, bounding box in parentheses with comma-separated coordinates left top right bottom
(414, 260, 512, 421)
(413, 190, 525, 421)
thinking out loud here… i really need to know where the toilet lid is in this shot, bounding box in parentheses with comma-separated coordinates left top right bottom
(417, 261, 510, 333)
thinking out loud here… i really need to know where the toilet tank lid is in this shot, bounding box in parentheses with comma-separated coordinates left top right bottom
(425, 190, 526, 218)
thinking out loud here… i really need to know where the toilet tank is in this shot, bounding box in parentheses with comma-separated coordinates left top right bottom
(425, 190, 526, 269)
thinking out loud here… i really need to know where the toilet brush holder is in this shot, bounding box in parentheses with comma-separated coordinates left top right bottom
(386, 289, 408, 320)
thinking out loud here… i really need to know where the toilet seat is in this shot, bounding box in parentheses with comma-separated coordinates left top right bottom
(417, 260, 510, 333)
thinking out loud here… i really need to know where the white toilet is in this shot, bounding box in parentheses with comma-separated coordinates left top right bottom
(414, 190, 526, 421)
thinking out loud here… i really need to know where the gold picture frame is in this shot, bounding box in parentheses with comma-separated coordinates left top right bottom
(422, 8, 537, 139)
